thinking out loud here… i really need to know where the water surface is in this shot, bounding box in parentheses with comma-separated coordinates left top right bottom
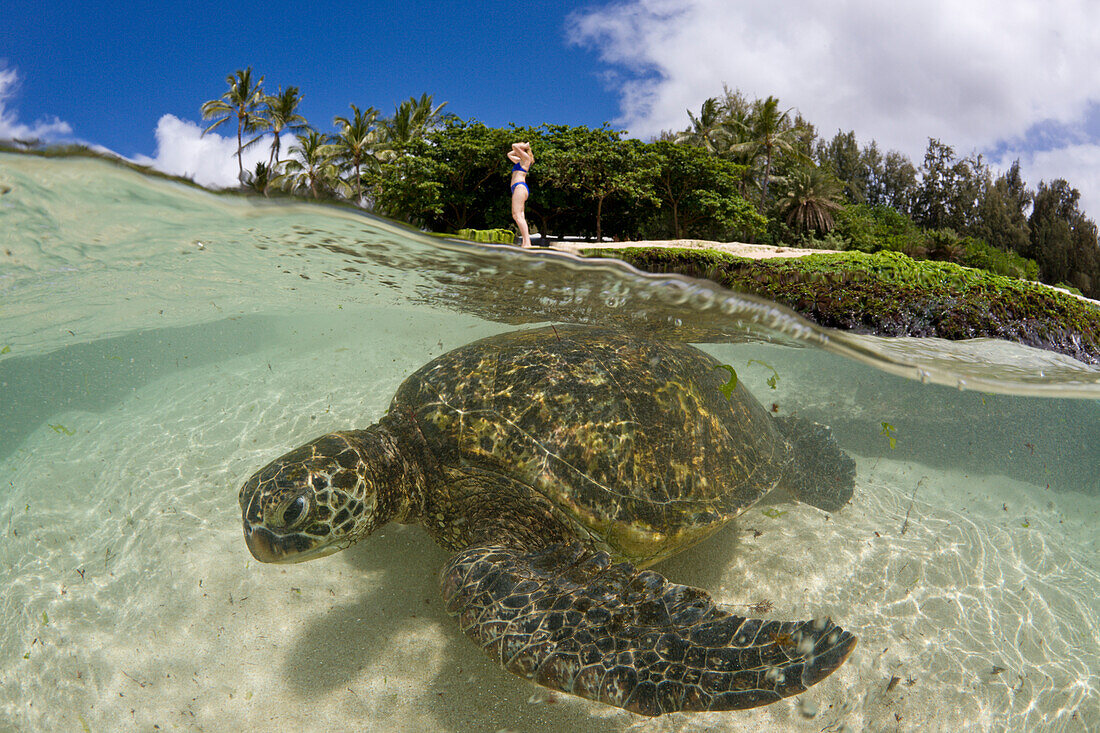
(1, 153, 1098, 732)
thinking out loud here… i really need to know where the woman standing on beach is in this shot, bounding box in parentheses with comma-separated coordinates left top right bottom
(508, 142, 534, 247)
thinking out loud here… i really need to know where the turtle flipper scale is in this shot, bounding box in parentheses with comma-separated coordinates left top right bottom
(440, 543, 856, 716)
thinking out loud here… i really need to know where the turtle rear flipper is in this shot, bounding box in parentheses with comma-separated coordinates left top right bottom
(440, 543, 856, 716)
(775, 415, 856, 513)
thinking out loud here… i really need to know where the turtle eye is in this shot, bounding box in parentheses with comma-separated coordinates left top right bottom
(281, 496, 308, 528)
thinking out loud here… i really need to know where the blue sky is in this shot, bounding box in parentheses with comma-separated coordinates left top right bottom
(0, 0, 620, 155)
(5, 0, 1100, 215)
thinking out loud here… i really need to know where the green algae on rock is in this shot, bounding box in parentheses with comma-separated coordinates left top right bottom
(580, 248, 1100, 365)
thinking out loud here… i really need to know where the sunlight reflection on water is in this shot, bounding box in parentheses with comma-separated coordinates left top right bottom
(0, 152, 1097, 732)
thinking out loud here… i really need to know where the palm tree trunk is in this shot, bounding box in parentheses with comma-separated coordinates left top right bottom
(236, 120, 245, 178)
(760, 148, 772, 210)
(596, 197, 604, 242)
(268, 130, 279, 171)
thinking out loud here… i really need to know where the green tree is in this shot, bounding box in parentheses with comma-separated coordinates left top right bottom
(379, 93, 449, 160)
(711, 87, 758, 197)
(911, 138, 954, 229)
(541, 125, 657, 241)
(645, 141, 765, 240)
(1028, 179, 1100, 294)
(974, 160, 1031, 254)
(912, 138, 984, 233)
(675, 97, 729, 154)
(877, 150, 918, 215)
(728, 96, 808, 210)
(260, 86, 309, 171)
(200, 67, 268, 180)
(776, 166, 846, 235)
(242, 160, 273, 195)
(374, 119, 511, 230)
(816, 130, 866, 203)
(332, 104, 382, 205)
(276, 130, 339, 199)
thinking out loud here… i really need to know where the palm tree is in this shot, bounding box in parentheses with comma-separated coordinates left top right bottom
(200, 68, 268, 180)
(729, 96, 808, 209)
(242, 161, 273, 196)
(276, 131, 339, 199)
(332, 104, 381, 204)
(777, 166, 845, 234)
(378, 93, 449, 160)
(675, 97, 728, 153)
(260, 86, 309, 171)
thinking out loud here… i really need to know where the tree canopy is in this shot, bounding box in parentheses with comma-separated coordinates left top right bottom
(198, 69, 1100, 297)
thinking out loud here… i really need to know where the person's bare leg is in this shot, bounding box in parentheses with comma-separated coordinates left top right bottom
(512, 186, 532, 247)
(508, 142, 534, 247)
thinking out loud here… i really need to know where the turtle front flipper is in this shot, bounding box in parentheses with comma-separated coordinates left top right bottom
(774, 415, 857, 513)
(440, 543, 856, 716)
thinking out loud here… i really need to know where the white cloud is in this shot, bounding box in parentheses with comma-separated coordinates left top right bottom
(569, 0, 1100, 198)
(0, 68, 72, 141)
(133, 114, 281, 189)
(997, 144, 1100, 219)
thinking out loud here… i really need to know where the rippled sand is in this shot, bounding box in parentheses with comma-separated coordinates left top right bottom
(1, 314, 1096, 733)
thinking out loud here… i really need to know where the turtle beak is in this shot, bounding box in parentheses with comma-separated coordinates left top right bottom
(243, 521, 343, 563)
(243, 523, 283, 563)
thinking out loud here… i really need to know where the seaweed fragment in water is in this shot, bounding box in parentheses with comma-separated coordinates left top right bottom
(712, 364, 738, 400)
(880, 422, 897, 449)
(747, 359, 780, 389)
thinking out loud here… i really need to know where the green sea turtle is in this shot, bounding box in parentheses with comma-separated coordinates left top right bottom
(239, 325, 857, 716)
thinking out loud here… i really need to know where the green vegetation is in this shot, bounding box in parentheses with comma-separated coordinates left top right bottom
(454, 228, 515, 245)
(4, 70, 1097, 366)
(200, 68, 268, 179)
(747, 360, 780, 389)
(188, 70, 1100, 299)
(881, 422, 898, 450)
(586, 247, 1100, 363)
(713, 364, 738, 399)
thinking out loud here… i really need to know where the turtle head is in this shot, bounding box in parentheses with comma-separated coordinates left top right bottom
(239, 429, 402, 563)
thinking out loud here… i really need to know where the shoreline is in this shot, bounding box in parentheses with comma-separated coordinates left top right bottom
(548, 238, 843, 260)
(553, 238, 1100, 306)
(564, 243, 1100, 364)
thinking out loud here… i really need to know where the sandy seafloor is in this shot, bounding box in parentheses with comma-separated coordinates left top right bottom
(1, 311, 1098, 733)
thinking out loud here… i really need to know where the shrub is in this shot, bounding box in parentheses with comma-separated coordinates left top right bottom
(454, 228, 517, 244)
(958, 236, 1041, 280)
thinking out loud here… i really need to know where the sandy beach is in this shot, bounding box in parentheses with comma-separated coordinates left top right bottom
(548, 238, 1100, 310)
(2, 310, 1096, 732)
(548, 238, 841, 259)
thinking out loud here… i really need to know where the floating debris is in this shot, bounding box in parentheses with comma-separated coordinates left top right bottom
(713, 364, 737, 399)
(881, 422, 897, 449)
(748, 359, 780, 389)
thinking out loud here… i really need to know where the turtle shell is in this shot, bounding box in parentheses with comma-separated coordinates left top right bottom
(391, 325, 790, 565)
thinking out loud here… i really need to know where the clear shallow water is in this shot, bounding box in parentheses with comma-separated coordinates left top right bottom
(0, 152, 1098, 732)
